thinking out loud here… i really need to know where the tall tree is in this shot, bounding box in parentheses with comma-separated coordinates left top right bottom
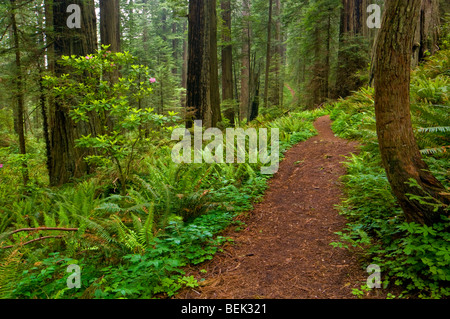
(374, 0, 449, 225)
(369, 0, 440, 85)
(186, 0, 221, 128)
(270, 0, 283, 108)
(49, 0, 100, 186)
(239, 0, 251, 122)
(9, 0, 29, 186)
(221, 0, 234, 125)
(100, 0, 121, 53)
(412, 0, 440, 67)
(263, 0, 273, 109)
(334, 0, 374, 98)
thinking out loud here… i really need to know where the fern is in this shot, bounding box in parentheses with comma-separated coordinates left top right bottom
(109, 215, 145, 253)
(0, 249, 23, 298)
(131, 207, 155, 248)
(418, 126, 450, 133)
(420, 146, 450, 155)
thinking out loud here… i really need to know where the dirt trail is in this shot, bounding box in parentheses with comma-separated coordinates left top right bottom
(178, 116, 372, 299)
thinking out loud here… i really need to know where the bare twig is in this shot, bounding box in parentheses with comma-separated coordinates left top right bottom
(8, 227, 79, 236)
(1, 235, 64, 249)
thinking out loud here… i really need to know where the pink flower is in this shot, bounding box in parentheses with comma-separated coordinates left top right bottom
(149, 78, 156, 83)
(85, 55, 93, 60)
(0, 164, 3, 169)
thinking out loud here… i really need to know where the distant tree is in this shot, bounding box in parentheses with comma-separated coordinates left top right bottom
(186, 0, 221, 128)
(221, 0, 235, 126)
(263, 0, 273, 109)
(239, 0, 251, 123)
(411, 0, 440, 67)
(9, 0, 29, 186)
(334, 0, 378, 99)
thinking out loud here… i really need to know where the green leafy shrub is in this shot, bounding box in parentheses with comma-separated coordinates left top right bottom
(43, 47, 180, 195)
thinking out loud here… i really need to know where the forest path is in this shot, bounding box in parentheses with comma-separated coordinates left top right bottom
(178, 116, 373, 299)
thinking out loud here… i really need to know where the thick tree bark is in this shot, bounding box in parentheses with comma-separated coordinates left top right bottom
(50, 0, 100, 186)
(186, 0, 221, 129)
(340, 0, 374, 37)
(99, 0, 121, 52)
(374, 0, 449, 225)
(369, 0, 440, 85)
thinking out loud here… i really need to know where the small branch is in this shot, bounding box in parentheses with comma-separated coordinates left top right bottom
(8, 227, 79, 236)
(1, 236, 64, 249)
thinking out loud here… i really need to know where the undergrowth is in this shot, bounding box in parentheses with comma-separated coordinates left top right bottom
(329, 47, 450, 299)
(0, 108, 322, 299)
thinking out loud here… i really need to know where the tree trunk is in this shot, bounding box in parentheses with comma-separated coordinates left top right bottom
(370, 0, 440, 86)
(239, 0, 251, 123)
(324, 11, 332, 100)
(186, 0, 221, 129)
(10, 0, 29, 186)
(269, 0, 282, 108)
(221, 0, 234, 126)
(49, 0, 100, 186)
(411, 0, 440, 67)
(181, 21, 188, 110)
(38, 64, 52, 179)
(374, 0, 449, 225)
(263, 0, 273, 109)
(335, 0, 373, 99)
(208, 0, 222, 127)
(100, 0, 121, 52)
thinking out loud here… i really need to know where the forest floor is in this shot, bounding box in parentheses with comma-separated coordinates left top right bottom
(177, 116, 388, 299)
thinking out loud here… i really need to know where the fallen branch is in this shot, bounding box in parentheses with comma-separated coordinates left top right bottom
(1, 235, 64, 249)
(7, 227, 79, 236)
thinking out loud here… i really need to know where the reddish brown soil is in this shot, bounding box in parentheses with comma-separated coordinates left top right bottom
(177, 116, 383, 299)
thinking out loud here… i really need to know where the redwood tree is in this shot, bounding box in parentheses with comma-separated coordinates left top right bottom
(221, 0, 234, 125)
(100, 0, 121, 53)
(49, 0, 100, 186)
(186, 0, 221, 129)
(373, 0, 449, 225)
(239, 0, 251, 122)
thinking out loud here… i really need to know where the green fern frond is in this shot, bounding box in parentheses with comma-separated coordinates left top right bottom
(75, 214, 115, 245)
(109, 215, 144, 253)
(418, 126, 450, 133)
(420, 146, 450, 155)
(0, 249, 22, 298)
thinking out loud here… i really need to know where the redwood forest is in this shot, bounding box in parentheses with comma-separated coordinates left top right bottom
(0, 0, 449, 302)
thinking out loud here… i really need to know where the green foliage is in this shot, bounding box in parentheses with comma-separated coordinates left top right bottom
(0, 99, 323, 299)
(372, 217, 450, 299)
(43, 47, 181, 195)
(330, 49, 450, 298)
(330, 87, 377, 142)
(0, 249, 22, 298)
(92, 211, 235, 298)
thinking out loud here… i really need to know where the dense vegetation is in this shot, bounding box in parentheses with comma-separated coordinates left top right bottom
(0, 0, 448, 299)
(0, 104, 324, 298)
(330, 45, 450, 298)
